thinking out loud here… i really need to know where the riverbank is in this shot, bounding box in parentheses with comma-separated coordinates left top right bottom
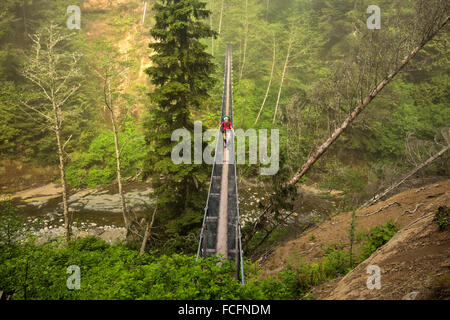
(1, 180, 154, 240)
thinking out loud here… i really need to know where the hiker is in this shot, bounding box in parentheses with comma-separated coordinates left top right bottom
(220, 116, 233, 147)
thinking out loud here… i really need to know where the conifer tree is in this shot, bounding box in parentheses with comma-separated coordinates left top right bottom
(144, 0, 216, 246)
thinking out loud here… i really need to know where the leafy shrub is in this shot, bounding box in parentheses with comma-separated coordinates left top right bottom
(69, 235, 110, 252)
(434, 206, 449, 230)
(66, 116, 145, 188)
(279, 245, 351, 298)
(429, 274, 450, 299)
(0, 236, 293, 300)
(272, 221, 400, 299)
(359, 221, 397, 261)
(321, 246, 351, 276)
(0, 199, 24, 246)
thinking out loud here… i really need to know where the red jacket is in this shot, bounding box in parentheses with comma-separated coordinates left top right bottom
(220, 121, 232, 130)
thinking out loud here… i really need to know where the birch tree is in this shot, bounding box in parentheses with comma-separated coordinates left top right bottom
(94, 42, 134, 240)
(218, 0, 224, 35)
(255, 33, 275, 125)
(21, 24, 81, 245)
(271, 16, 312, 124)
(272, 33, 293, 124)
(238, 0, 248, 82)
(210, 0, 215, 56)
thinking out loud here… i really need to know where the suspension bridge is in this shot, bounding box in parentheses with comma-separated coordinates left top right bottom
(196, 45, 245, 284)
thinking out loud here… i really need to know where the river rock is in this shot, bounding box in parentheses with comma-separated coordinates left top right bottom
(66, 188, 154, 213)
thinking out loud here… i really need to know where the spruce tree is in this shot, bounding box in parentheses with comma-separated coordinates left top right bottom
(144, 0, 216, 249)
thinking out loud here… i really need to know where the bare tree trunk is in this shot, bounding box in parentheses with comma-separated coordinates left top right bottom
(107, 82, 130, 234)
(21, 24, 81, 246)
(22, 0, 27, 43)
(287, 15, 449, 187)
(50, 45, 72, 245)
(53, 111, 71, 244)
(210, 0, 214, 56)
(140, 205, 157, 255)
(255, 34, 275, 125)
(273, 36, 292, 124)
(241, 93, 247, 128)
(142, 1, 147, 25)
(238, 0, 248, 82)
(218, 0, 224, 35)
(360, 144, 449, 209)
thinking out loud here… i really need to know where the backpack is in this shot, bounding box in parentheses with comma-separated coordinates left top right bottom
(220, 121, 232, 130)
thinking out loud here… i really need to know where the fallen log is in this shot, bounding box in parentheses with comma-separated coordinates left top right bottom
(360, 144, 449, 209)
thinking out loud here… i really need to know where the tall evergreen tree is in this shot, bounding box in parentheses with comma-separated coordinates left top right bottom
(144, 0, 216, 249)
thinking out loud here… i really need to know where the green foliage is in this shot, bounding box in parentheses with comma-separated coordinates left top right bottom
(66, 116, 146, 188)
(320, 162, 367, 193)
(348, 208, 357, 267)
(212, 0, 448, 198)
(0, 236, 293, 300)
(0, 0, 447, 183)
(0, 0, 97, 165)
(359, 221, 398, 261)
(143, 0, 217, 243)
(434, 206, 449, 231)
(109, 14, 135, 33)
(429, 274, 450, 299)
(0, 198, 25, 247)
(0, 203, 293, 300)
(276, 219, 401, 299)
(375, 78, 450, 159)
(0, 2, 448, 301)
(279, 245, 351, 298)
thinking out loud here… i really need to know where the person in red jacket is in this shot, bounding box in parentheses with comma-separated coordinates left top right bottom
(220, 116, 232, 147)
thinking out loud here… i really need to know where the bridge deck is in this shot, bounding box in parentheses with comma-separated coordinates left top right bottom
(196, 45, 244, 283)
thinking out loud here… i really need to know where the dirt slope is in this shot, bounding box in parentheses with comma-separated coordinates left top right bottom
(262, 179, 450, 277)
(311, 209, 449, 299)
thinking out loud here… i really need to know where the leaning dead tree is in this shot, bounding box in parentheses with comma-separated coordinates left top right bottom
(287, 15, 449, 188)
(139, 204, 157, 255)
(405, 132, 435, 168)
(21, 24, 81, 245)
(244, 3, 449, 250)
(360, 128, 450, 209)
(361, 144, 449, 209)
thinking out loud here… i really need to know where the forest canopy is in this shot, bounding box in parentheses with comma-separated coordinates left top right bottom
(0, 0, 448, 261)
